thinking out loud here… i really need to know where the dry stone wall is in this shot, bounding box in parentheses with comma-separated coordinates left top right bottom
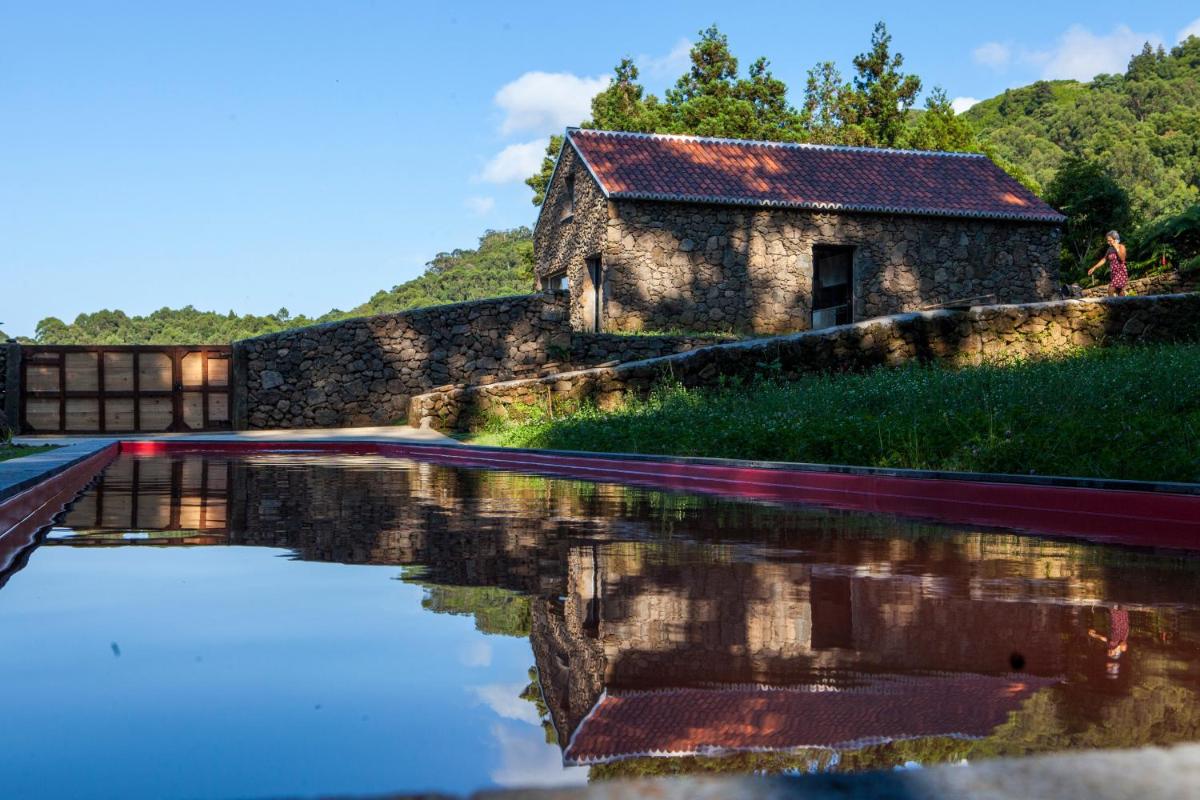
(234, 294, 737, 430)
(0, 345, 9, 437)
(234, 294, 574, 429)
(408, 293, 1200, 431)
(1083, 270, 1200, 298)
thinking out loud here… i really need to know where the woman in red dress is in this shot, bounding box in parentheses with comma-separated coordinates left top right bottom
(1088, 230, 1129, 296)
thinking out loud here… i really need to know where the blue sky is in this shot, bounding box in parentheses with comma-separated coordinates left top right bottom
(2, 1, 1198, 338)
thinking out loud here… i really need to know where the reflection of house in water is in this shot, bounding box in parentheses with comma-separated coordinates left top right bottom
(42, 453, 1200, 770)
(533, 543, 1083, 765)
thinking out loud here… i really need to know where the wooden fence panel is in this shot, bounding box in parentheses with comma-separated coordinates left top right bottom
(19, 345, 233, 434)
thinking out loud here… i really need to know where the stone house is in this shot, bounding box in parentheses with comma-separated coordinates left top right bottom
(533, 128, 1065, 334)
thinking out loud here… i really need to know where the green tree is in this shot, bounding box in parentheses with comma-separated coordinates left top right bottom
(525, 25, 807, 204)
(801, 61, 855, 145)
(1044, 158, 1135, 280)
(903, 88, 976, 152)
(843, 21, 923, 147)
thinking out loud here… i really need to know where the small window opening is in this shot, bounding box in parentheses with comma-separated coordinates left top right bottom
(545, 270, 569, 293)
(561, 174, 576, 221)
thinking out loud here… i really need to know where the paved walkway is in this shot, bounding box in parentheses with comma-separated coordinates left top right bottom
(12, 424, 457, 448)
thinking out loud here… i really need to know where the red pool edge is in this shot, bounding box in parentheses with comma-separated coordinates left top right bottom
(3, 439, 1200, 558)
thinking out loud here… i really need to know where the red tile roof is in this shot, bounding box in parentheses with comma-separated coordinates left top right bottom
(565, 129, 1064, 224)
(563, 673, 1056, 765)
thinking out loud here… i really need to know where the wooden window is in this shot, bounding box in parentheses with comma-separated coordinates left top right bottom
(545, 270, 569, 293)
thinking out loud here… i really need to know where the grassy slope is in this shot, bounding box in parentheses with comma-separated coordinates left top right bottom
(470, 344, 1200, 483)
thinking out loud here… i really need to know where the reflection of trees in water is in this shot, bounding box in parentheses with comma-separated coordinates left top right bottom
(519, 666, 558, 746)
(408, 578, 533, 637)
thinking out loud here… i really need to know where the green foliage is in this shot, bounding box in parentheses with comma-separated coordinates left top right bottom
(414, 583, 532, 637)
(25, 306, 312, 345)
(843, 21, 923, 147)
(1044, 158, 1135, 281)
(526, 27, 809, 204)
(27, 228, 535, 344)
(475, 343, 1200, 483)
(902, 88, 977, 152)
(342, 227, 534, 317)
(966, 36, 1200, 223)
(1132, 203, 1200, 267)
(528, 22, 1022, 205)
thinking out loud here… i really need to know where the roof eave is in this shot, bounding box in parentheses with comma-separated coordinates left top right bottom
(607, 192, 1066, 224)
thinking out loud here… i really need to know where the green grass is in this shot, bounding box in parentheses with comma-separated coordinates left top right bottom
(0, 445, 57, 463)
(469, 343, 1200, 483)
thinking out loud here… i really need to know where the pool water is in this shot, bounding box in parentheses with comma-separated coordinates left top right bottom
(3, 452, 1200, 798)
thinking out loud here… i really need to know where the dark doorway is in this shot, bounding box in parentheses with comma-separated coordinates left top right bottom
(810, 574, 854, 650)
(584, 256, 603, 333)
(812, 246, 854, 329)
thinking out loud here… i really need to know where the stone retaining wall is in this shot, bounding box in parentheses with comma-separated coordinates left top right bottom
(1083, 270, 1200, 298)
(234, 294, 574, 429)
(568, 331, 737, 365)
(0, 344, 16, 436)
(408, 293, 1200, 431)
(233, 294, 736, 430)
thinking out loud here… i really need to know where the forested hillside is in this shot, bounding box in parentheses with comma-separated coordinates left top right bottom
(965, 38, 1200, 223)
(22, 228, 534, 345)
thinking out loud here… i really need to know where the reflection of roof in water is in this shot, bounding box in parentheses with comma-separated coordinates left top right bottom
(563, 672, 1057, 765)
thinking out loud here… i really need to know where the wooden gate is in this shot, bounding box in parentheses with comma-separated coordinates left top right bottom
(19, 345, 233, 434)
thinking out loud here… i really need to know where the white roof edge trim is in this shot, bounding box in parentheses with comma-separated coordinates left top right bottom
(569, 127, 991, 159)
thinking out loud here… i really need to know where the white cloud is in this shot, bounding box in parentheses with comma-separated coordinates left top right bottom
(494, 71, 610, 136)
(951, 96, 981, 114)
(458, 640, 492, 667)
(472, 683, 541, 724)
(478, 139, 549, 184)
(464, 196, 495, 215)
(972, 42, 1011, 70)
(489, 722, 589, 788)
(1180, 17, 1200, 43)
(1032, 24, 1163, 81)
(638, 37, 692, 82)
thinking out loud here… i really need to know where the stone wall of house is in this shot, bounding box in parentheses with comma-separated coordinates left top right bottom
(598, 202, 1062, 335)
(1082, 270, 1200, 298)
(233, 293, 737, 430)
(408, 292, 1200, 431)
(533, 145, 611, 331)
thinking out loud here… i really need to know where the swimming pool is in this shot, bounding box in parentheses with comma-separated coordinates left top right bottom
(2, 447, 1200, 798)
